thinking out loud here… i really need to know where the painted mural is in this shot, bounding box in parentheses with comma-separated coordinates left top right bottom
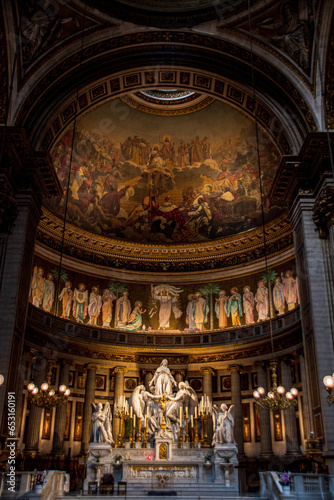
(44, 99, 286, 244)
(30, 257, 299, 332)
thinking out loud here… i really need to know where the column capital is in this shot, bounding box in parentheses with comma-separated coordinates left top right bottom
(201, 367, 215, 375)
(85, 363, 100, 371)
(253, 361, 265, 369)
(113, 366, 128, 374)
(227, 364, 243, 373)
(312, 186, 334, 239)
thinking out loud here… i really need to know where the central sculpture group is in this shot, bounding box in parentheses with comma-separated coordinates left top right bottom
(91, 359, 235, 446)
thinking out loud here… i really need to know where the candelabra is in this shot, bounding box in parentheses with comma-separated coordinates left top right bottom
(27, 365, 70, 408)
(323, 373, 334, 405)
(253, 360, 298, 410)
(198, 395, 212, 448)
(115, 395, 129, 448)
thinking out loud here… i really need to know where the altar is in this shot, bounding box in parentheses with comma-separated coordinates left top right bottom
(84, 360, 240, 496)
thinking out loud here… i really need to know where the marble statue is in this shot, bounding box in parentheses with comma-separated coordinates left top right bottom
(212, 403, 235, 445)
(91, 402, 114, 444)
(149, 359, 177, 396)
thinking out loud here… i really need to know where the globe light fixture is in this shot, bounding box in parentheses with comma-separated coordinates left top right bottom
(323, 373, 334, 405)
(253, 360, 298, 410)
(27, 365, 70, 409)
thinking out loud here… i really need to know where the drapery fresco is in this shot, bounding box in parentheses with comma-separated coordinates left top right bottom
(44, 99, 285, 244)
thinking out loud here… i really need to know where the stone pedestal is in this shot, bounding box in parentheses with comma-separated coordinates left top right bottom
(213, 443, 239, 492)
(84, 443, 112, 493)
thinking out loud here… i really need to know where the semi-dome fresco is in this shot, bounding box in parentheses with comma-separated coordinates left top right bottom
(44, 98, 286, 244)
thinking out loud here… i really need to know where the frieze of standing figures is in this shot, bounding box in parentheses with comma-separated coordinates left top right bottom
(29, 260, 300, 332)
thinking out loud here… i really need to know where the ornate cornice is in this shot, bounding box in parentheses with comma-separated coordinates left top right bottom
(0, 128, 62, 200)
(270, 133, 334, 205)
(36, 210, 293, 273)
(312, 186, 334, 239)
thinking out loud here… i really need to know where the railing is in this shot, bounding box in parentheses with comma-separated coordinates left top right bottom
(260, 471, 334, 500)
(0, 471, 66, 499)
(41, 470, 66, 500)
(27, 303, 301, 349)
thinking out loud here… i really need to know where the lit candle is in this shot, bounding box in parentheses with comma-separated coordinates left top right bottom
(130, 406, 133, 418)
(146, 406, 149, 417)
(191, 415, 193, 428)
(195, 407, 197, 418)
(133, 414, 136, 429)
(186, 407, 188, 419)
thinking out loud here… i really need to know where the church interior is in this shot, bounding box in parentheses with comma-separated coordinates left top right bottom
(0, 0, 334, 497)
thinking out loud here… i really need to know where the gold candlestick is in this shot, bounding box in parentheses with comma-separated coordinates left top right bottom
(178, 422, 183, 448)
(137, 418, 142, 442)
(194, 416, 200, 443)
(129, 416, 133, 444)
(160, 394, 168, 430)
(185, 416, 190, 443)
(142, 416, 149, 448)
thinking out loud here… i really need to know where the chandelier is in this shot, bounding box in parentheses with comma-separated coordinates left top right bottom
(27, 365, 70, 408)
(323, 373, 334, 405)
(253, 360, 298, 410)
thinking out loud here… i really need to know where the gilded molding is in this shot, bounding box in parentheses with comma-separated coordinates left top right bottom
(36, 210, 293, 272)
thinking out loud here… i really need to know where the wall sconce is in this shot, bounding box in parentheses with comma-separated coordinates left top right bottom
(323, 373, 334, 405)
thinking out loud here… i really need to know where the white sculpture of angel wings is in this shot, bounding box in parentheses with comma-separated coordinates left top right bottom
(91, 402, 114, 444)
(184, 381, 198, 417)
(212, 403, 235, 445)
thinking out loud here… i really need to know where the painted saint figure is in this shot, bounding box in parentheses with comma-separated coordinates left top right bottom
(101, 289, 116, 327)
(226, 287, 243, 326)
(243, 286, 254, 325)
(115, 291, 131, 327)
(123, 301, 147, 331)
(42, 272, 55, 312)
(73, 283, 88, 323)
(255, 280, 269, 321)
(87, 286, 102, 326)
(215, 290, 228, 329)
(151, 285, 183, 330)
(193, 291, 209, 331)
(281, 270, 298, 310)
(185, 294, 196, 331)
(31, 266, 45, 308)
(273, 277, 285, 315)
(58, 280, 73, 319)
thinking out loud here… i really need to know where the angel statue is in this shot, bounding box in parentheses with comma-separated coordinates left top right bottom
(91, 402, 114, 444)
(212, 403, 235, 445)
(129, 385, 162, 436)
